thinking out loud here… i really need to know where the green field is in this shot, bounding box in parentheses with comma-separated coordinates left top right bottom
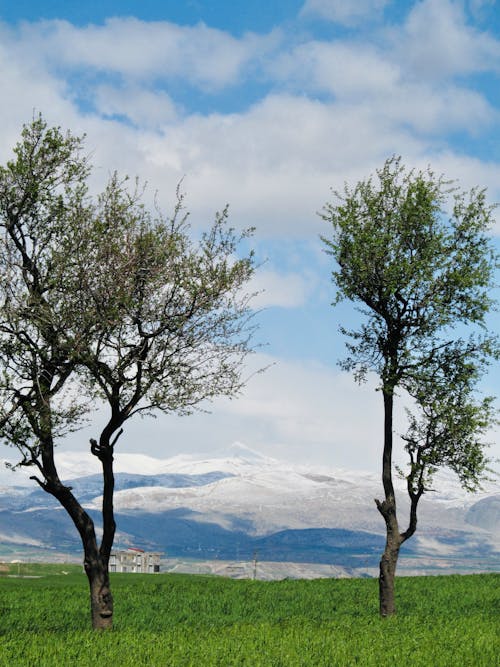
(0, 566, 498, 666)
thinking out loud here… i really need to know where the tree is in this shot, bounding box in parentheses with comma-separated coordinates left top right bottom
(320, 156, 497, 616)
(0, 116, 257, 629)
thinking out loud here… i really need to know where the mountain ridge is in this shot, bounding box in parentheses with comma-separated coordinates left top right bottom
(1, 443, 499, 575)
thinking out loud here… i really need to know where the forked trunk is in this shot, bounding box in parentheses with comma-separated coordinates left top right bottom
(30, 391, 119, 631)
(85, 557, 114, 630)
(85, 433, 117, 630)
(376, 383, 421, 617)
(47, 478, 115, 630)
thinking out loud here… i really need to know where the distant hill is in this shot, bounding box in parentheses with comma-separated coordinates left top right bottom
(1, 444, 499, 574)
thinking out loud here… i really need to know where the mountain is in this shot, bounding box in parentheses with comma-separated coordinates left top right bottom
(0, 443, 499, 576)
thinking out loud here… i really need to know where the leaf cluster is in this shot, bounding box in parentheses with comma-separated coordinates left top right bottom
(402, 342, 496, 493)
(0, 116, 93, 467)
(0, 116, 257, 475)
(67, 175, 257, 422)
(321, 156, 498, 490)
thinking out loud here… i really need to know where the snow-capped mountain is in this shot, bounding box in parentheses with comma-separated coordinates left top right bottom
(0, 442, 499, 575)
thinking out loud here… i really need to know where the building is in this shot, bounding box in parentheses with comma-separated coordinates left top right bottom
(109, 548, 162, 573)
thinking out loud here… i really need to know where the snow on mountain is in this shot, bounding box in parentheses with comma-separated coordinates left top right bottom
(2, 441, 498, 507)
(36, 442, 278, 481)
(1, 442, 499, 568)
(51, 443, 495, 541)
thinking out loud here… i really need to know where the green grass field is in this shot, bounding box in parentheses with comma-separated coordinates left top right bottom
(0, 566, 498, 666)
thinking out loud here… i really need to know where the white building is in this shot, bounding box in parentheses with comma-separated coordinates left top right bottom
(109, 548, 161, 573)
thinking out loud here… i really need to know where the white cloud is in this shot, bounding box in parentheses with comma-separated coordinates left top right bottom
(301, 0, 389, 26)
(133, 94, 428, 235)
(93, 84, 178, 129)
(249, 268, 314, 309)
(1, 14, 499, 243)
(0, 24, 81, 156)
(271, 38, 497, 134)
(69, 352, 494, 476)
(379, 82, 496, 136)
(14, 18, 279, 91)
(272, 40, 400, 98)
(73, 354, 387, 471)
(397, 0, 500, 79)
(0, 8, 498, 482)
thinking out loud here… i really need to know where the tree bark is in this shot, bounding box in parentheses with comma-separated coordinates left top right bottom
(85, 557, 114, 630)
(45, 478, 115, 629)
(378, 532, 401, 617)
(29, 389, 116, 630)
(86, 433, 117, 630)
(375, 387, 402, 617)
(376, 387, 425, 616)
(38, 421, 121, 629)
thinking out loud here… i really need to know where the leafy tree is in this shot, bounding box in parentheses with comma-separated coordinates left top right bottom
(321, 156, 497, 616)
(0, 116, 257, 629)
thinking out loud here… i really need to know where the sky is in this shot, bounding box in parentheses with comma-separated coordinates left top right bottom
(0, 0, 499, 478)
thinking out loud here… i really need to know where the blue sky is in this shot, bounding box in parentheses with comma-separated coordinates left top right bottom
(0, 0, 499, 475)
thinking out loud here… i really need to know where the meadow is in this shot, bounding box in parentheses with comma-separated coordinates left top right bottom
(0, 565, 498, 666)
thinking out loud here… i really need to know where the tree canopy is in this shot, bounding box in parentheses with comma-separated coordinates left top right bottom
(0, 115, 257, 629)
(321, 156, 498, 616)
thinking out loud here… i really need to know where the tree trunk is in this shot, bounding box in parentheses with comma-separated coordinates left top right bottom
(378, 535, 401, 617)
(85, 557, 114, 630)
(85, 430, 119, 630)
(375, 385, 402, 617)
(47, 480, 115, 630)
(29, 391, 118, 630)
(376, 383, 425, 617)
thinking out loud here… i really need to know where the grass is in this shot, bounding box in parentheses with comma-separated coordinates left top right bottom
(0, 561, 82, 577)
(0, 568, 498, 666)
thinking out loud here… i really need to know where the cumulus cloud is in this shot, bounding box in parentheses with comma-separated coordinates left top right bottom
(80, 352, 470, 475)
(130, 93, 432, 236)
(0, 24, 80, 155)
(1, 10, 499, 241)
(396, 0, 500, 80)
(270, 38, 497, 134)
(301, 0, 389, 26)
(13, 17, 280, 91)
(272, 41, 400, 98)
(0, 7, 498, 473)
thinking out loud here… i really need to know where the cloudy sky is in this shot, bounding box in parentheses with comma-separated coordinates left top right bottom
(0, 0, 499, 475)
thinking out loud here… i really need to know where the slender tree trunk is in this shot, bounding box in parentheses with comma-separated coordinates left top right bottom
(375, 384, 426, 616)
(83, 426, 120, 629)
(41, 423, 120, 629)
(375, 387, 402, 617)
